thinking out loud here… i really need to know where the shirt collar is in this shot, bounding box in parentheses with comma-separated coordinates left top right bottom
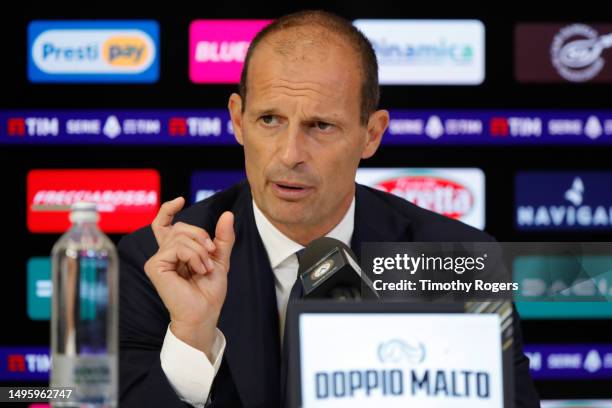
(252, 196, 355, 269)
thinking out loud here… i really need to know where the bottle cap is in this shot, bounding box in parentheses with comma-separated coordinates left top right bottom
(69, 201, 99, 223)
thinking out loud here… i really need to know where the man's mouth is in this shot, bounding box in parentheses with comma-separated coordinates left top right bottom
(271, 181, 314, 200)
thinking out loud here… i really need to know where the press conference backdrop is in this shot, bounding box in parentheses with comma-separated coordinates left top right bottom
(1, 1, 612, 406)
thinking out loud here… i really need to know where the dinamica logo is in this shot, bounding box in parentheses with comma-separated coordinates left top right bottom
(353, 20, 485, 85)
(189, 20, 272, 83)
(28, 21, 159, 82)
(356, 168, 485, 229)
(27, 169, 160, 233)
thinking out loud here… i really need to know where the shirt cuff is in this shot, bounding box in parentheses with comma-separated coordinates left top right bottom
(160, 324, 226, 406)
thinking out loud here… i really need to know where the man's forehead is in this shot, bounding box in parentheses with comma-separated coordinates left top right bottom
(252, 30, 354, 74)
(265, 25, 340, 55)
(246, 28, 361, 111)
(247, 76, 354, 120)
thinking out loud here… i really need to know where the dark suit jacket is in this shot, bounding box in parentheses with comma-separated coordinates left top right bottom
(118, 180, 540, 407)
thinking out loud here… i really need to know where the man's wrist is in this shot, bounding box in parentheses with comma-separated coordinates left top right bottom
(169, 320, 218, 361)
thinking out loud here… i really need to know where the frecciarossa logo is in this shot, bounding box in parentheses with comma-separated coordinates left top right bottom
(27, 169, 160, 233)
(28, 20, 159, 83)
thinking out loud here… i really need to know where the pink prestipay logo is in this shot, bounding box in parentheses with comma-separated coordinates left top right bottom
(189, 19, 272, 84)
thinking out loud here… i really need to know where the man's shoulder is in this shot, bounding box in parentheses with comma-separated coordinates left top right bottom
(356, 183, 494, 242)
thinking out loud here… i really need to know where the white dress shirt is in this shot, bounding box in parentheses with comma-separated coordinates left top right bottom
(160, 196, 355, 407)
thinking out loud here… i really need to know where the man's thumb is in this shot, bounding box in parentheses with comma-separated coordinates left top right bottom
(213, 211, 235, 266)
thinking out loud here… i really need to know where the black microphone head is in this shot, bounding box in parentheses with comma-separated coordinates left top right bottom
(298, 237, 378, 300)
(297, 237, 354, 275)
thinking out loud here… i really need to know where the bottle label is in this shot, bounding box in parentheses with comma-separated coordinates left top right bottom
(78, 252, 109, 321)
(51, 355, 116, 403)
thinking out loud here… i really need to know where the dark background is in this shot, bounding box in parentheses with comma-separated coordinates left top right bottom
(1, 0, 611, 403)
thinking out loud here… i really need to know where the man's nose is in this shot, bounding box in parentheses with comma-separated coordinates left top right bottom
(278, 124, 308, 168)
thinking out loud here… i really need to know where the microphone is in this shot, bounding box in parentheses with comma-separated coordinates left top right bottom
(298, 237, 379, 300)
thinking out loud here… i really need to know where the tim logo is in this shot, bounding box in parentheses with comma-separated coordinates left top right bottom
(0, 347, 50, 381)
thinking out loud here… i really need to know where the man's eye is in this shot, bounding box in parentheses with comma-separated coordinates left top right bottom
(314, 121, 333, 131)
(260, 115, 278, 126)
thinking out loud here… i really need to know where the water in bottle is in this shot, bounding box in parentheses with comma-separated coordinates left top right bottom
(50, 202, 118, 407)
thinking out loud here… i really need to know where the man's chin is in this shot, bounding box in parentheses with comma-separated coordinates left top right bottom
(266, 201, 312, 225)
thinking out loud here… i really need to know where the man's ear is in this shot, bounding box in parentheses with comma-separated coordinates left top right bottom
(228, 93, 244, 146)
(361, 109, 389, 159)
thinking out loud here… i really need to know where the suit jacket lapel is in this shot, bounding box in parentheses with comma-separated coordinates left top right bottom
(351, 183, 413, 259)
(218, 185, 281, 407)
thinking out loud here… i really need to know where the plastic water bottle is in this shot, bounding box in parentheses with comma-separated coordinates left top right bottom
(50, 202, 118, 407)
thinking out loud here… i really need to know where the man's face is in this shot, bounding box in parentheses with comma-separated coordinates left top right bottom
(229, 30, 388, 236)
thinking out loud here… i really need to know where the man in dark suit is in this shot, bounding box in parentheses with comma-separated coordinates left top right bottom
(119, 10, 540, 408)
